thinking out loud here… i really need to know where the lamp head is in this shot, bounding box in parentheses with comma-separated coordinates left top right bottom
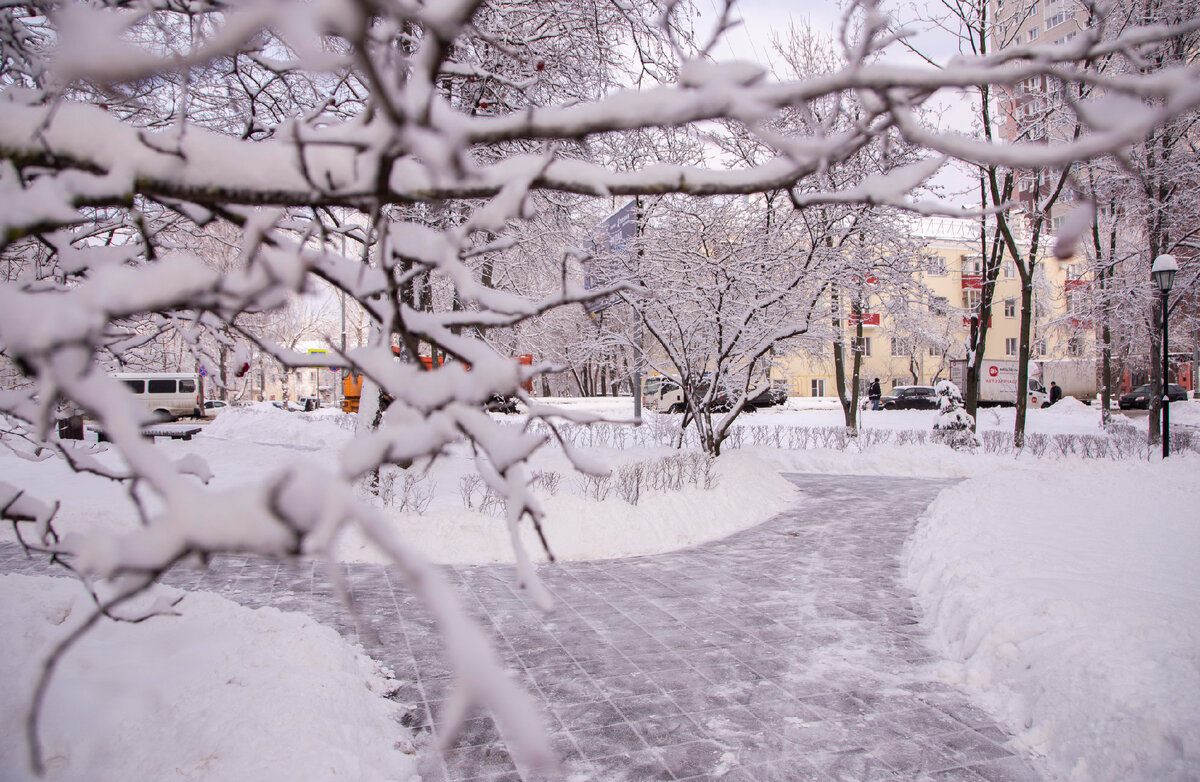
(1151, 254, 1178, 293)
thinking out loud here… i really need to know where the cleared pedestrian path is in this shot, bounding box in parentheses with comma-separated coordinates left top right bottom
(2, 474, 1045, 781)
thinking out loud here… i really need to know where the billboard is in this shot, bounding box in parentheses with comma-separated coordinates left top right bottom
(584, 200, 638, 315)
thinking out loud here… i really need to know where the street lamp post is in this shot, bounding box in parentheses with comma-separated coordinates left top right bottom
(1151, 254, 1178, 459)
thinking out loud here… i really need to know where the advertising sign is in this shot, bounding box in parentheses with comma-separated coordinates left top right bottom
(584, 200, 638, 315)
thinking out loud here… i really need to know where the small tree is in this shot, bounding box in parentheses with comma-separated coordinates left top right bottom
(933, 380, 979, 450)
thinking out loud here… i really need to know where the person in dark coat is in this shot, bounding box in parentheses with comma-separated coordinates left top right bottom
(1049, 381, 1063, 405)
(868, 378, 882, 410)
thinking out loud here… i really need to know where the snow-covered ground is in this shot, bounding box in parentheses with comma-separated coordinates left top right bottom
(906, 460, 1200, 782)
(0, 574, 416, 782)
(2, 397, 1198, 781)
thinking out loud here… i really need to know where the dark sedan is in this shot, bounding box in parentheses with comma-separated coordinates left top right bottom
(1118, 383, 1188, 410)
(880, 385, 938, 410)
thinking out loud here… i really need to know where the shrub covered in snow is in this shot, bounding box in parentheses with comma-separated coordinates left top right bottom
(932, 381, 979, 451)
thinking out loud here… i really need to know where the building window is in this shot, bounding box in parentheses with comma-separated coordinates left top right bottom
(1067, 336, 1084, 357)
(1003, 261, 1017, 279)
(932, 296, 949, 316)
(962, 289, 982, 311)
(1033, 338, 1047, 357)
(811, 378, 825, 397)
(1045, 10, 1071, 28)
(929, 345, 940, 357)
(860, 337, 872, 357)
(1028, 26, 1039, 40)
(962, 255, 984, 275)
(1005, 338, 1018, 357)
(1004, 298, 1016, 318)
(929, 255, 948, 276)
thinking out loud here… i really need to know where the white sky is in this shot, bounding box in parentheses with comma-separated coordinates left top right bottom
(699, 0, 979, 207)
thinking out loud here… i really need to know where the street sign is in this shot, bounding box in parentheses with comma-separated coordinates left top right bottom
(584, 200, 638, 315)
(198, 366, 208, 377)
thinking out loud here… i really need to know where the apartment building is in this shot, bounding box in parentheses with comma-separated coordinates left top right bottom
(773, 218, 1088, 398)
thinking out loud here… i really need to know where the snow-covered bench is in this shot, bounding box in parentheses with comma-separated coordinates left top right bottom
(93, 425, 203, 443)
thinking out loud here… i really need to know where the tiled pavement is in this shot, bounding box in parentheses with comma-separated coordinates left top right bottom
(1, 473, 1045, 781)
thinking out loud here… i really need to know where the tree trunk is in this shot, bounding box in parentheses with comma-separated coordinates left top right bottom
(1014, 271, 1034, 449)
(218, 342, 229, 401)
(966, 175, 1010, 424)
(849, 308, 864, 431)
(832, 288, 855, 428)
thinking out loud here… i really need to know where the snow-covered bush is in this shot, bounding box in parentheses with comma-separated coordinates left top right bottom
(379, 468, 436, 514)
(529, 470, 563, 496)
(933, 380, 979, 451)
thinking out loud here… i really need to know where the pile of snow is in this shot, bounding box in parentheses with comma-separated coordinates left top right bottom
(1041, 395, 1095, 419)
(1169, 399, 1200, 427)
(905, 460, 1200, 781)
(201, 404, 354, 450)
(0, 575, 417, 782)
(762, 442, 996, 479)
(336, 450, 798, 564)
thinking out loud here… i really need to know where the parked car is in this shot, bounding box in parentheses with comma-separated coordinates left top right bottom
(655, 373, 785, 414)
(203, 400, 229, 415)
(880, 385, 938, 410)
(1118, 383, 1188, 410)
(711, 384, 785, 412)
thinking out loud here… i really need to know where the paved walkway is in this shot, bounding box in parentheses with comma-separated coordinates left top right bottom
(2, 474, 1045, 781)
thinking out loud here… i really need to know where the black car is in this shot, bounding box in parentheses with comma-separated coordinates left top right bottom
(880, 385, 938, 410)
(1118, 383, 1188, 410)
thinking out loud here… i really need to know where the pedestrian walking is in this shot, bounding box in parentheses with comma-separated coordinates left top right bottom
(1049, 381, 1063, 405)
(868, 378, 882, 410)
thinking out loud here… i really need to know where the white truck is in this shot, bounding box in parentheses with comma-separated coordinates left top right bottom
(950, 359, 1049, 408)
(1037, 359, 1098, 402)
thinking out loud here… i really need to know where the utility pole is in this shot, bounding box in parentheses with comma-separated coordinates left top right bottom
(339, 228, 347, 410)
(633, 196, 643, 421)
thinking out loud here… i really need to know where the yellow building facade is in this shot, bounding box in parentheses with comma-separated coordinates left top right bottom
(774, 219, 1090, 399)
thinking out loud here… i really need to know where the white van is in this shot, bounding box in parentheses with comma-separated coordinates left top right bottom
(113, 372, 204, 421)
(642, 376, 681, 412)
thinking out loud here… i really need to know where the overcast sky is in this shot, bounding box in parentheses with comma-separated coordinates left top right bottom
(699, 0, 979, 207)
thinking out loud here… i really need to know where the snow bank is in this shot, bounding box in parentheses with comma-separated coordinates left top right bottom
(1169, 399, 1200, 427)
(762, 442, 993, 478)
(0, 575, 417, 782)
(904, 460, 1200, 781)
(1041, 395, 1095, 419)
(201, 404, 355, 450)
(335, 450, 798, 564)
